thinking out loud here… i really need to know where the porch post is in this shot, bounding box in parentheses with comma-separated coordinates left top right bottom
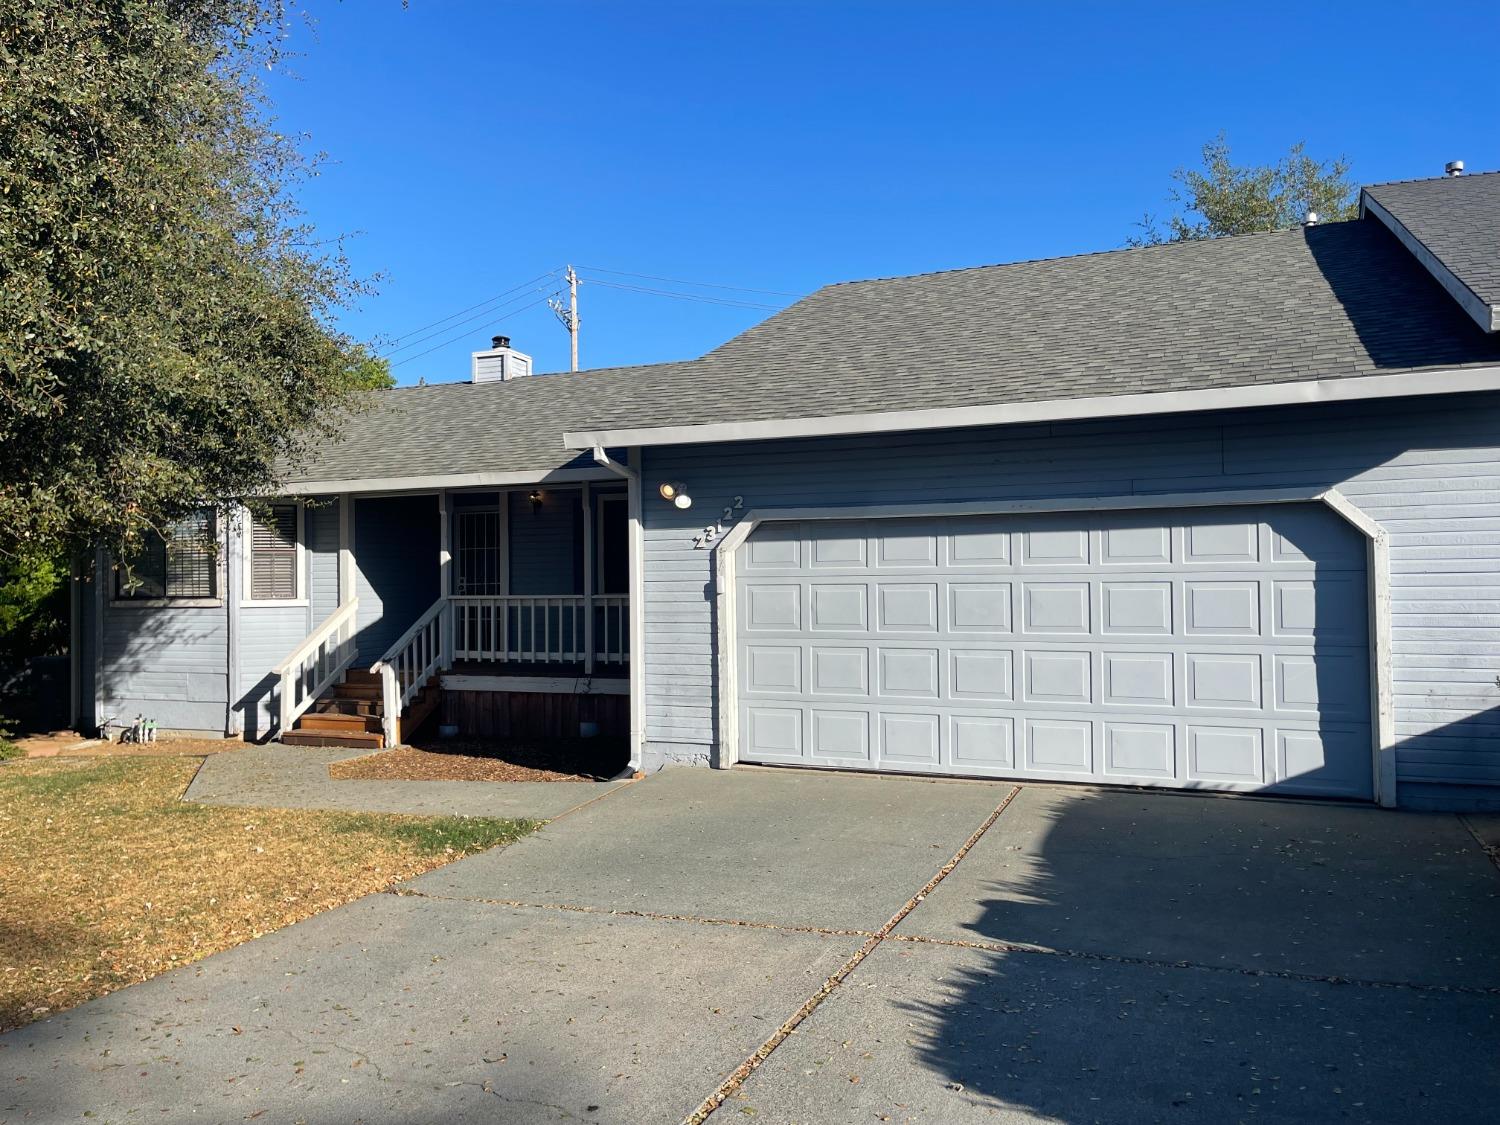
(438, 490, 454, 668)
(581, 483, 594, 673)
(338, 493, 354, 603)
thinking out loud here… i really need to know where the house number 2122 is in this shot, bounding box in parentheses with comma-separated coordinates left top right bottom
(693, 496, 744, 549)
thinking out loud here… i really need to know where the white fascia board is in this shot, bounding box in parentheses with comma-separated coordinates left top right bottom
(562, 364, 1500, 451)
(1361, 193, 1499, 334)
(279, 466, 618, 497)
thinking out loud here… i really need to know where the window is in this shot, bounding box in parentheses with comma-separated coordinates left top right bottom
(247, 503, 302, 602)
(115, 510, 218, 600)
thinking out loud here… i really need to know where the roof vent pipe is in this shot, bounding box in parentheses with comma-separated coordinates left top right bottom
(1303, 210, 1319, 227)
(1445, 160, 1465, 177)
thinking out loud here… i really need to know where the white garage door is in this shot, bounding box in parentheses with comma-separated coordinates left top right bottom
(735, 505, 1373, 799)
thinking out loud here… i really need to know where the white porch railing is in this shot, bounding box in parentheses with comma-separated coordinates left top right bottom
(372, 595, 449, 747)
(272, 598, 359, 736)
(452, 594, 629, 665)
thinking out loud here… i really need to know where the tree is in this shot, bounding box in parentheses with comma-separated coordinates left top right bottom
(345, 347, 397, 391)
(0, 1, 375, 562)
(1131, 135, 1359, 246)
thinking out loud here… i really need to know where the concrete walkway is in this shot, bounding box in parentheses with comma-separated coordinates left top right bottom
(3, 769, 1498, 1124)
(183, 743, 628, 819)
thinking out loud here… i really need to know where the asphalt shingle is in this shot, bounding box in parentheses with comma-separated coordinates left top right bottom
(1364, 171, 1500, 313)
(285, 201, 1500, 485)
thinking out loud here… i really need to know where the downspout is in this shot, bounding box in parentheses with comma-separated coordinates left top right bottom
(592, 446, 645, 772)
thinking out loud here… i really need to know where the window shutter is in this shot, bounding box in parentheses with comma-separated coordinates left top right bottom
(251, 505, 298, 600)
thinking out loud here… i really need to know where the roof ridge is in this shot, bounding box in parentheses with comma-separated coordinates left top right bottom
(821, 223, 1346, 289)
(1363, 170, 1500, 190)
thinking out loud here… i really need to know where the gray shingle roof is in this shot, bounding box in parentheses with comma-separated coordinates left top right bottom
(286, 203, 1500, 485)
(1364, 171, 1500, 319)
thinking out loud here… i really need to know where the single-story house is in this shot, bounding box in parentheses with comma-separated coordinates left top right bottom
(73, 169, 1500, 810)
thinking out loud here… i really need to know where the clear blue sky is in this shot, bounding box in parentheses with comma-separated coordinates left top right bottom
(266, 1, 1498, 385)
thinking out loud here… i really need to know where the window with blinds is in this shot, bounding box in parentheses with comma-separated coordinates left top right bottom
(116, 510, 217, 600)
(250, 504, 300, 600)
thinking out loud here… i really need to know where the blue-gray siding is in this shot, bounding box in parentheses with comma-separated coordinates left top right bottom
(354, 495, 439, 661)
(509, 489, 582, 595)
(234, 498, 344, 739)
(100, 600, 227, 734)
(640, 391, 1500, 808)
(308, 499, 341, 624)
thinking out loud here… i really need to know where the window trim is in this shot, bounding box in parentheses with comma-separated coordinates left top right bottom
(109, 510, 224, 608)
(242, 501, 308, 608)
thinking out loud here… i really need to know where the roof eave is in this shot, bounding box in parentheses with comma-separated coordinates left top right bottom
(279, 466, 622, 497)
(562, 365, 1500, 451)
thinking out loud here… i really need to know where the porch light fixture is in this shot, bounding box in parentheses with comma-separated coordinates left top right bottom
(528, 489, 543, 512)
(659, 481, 692, 509)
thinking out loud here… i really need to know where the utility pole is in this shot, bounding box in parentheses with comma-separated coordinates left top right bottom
(566, 264, 580, 371)
(550, 265, 580, 371)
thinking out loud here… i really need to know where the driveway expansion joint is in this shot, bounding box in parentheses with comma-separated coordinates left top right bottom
(884, 931, 1500, 997)
(680, 784, 1023, 1125)
(1458, 813, 1500, 874)
(386, 887, 877, 938)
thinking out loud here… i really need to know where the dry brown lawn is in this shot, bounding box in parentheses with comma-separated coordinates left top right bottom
(0, 754, 535, 1031)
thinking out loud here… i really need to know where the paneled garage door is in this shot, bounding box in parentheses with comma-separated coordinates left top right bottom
(735, 505, 1373, 799)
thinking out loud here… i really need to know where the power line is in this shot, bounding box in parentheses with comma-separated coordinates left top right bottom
(382, 269, 563, 352)
(577, 264, 805, 298)
(388, 294, 555, 369)
(580, 276, 784, 312)
(378, 286, 560, 362)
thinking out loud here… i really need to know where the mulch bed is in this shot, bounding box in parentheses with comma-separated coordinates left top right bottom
(329, 736, 630, 784)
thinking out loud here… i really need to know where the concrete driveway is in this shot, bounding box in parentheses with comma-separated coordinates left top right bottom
(2, 770, 1497, 1124)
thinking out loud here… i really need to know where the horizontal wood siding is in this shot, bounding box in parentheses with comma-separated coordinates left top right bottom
(508, 489, 582, 595)
(100, 600, 226, 733)
(641, 391, 1500, 804)
(354, 495, 440, 662)
(307, 498, 341, 624)
(236, 604, 306, 740)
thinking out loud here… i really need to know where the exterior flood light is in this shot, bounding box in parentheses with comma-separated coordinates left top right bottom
(673, 492, 693, 510)
(659, 481, 692, 508)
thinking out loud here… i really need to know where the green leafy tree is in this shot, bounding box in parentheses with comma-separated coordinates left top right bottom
(1131, 135, 1359, 246)
(0, 0, 375, 562)
(345, 347, 397, 391)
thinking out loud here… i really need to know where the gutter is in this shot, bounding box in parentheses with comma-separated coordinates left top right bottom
(561, 364, 1500, 452)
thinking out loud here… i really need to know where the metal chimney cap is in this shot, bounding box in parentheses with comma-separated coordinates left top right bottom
(491, 335, 511, 349)
(1445, 160, 1465, 177)
(1304, 210, 1319, 226)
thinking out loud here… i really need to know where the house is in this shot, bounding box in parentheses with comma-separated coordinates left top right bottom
(73, 169, 1500, 810)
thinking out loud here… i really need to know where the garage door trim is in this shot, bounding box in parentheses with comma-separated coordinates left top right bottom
(712, 487, 1394, 806)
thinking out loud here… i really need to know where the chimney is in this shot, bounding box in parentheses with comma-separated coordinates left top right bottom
(471, 335, 533, 383)
(1445, 159, 1465, 177)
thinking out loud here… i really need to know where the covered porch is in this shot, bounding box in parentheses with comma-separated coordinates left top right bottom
(272, 477, 634, 752)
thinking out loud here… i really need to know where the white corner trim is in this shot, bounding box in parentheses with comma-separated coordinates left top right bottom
(1361, 193, 1499, 334)
(280, 466, 619, 496)
(565, 365, 1500, 451)
(713, 487, 1396, 806)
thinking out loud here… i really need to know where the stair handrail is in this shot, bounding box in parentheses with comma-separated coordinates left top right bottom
(273, 598, 361, 737)
(370, 595, 451, 746)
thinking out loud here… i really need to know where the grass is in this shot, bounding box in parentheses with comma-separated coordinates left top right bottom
(0, 754, 537, 1031)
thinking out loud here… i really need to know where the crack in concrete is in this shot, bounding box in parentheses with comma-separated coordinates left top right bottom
(1458, 813, 1500, 875)
(679, 785, 1023, 1125)
(385, 887, 875, 939)
(883, 931, 1500, 997)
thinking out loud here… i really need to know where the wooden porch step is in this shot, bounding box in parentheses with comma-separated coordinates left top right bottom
(308, 697, 380, 717)
(297, 712, 383, 735)
(343, 668, 382, 685)
(282, 729, 384, 749)
(332, 682, 381, 701)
